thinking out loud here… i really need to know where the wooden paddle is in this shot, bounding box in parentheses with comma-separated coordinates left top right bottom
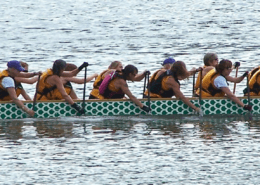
(142, 72, 147, 98)
(147, 72, 151, 110)
(233, 66, 239, 94)
(33, 74, 41, 112)
(192, 72, 195, 97)
(82, 63, 88, 114)
(247, 73, 251, 106)
(199, 68, 203, 108)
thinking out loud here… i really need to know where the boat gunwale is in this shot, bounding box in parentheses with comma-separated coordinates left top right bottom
(0, 96, 257, 104)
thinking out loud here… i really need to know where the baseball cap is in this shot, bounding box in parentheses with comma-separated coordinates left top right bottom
(7, 60, 25, 72)
(162, 57, 175, 65)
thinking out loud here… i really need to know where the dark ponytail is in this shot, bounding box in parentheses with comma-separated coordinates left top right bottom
(121, 65, 138, 80)
(52, 59, 66, 76)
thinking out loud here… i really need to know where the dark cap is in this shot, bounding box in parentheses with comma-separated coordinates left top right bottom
(162, 58, 175, 66)
(7, 60, 25, 72)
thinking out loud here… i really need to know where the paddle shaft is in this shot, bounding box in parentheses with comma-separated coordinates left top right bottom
(147, 73, 151, 110)
(247, 74, 251, 105)
(199, 69, 203, 107)
(143, 73, 147, 98)
(192, 73, 195, 97)
(33, 75, 41, 111)
(82, 65, 87, 113)
(233, 67, 239, 94)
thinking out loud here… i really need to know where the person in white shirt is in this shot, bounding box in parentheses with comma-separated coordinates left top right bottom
(200, 59, 252, 111)
(0, 60, 40, 117)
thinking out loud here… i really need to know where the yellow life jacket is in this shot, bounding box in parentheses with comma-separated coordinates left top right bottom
(36, 69, 72, 100)
(197, 69, 226, 97)
(89, 69, 108, 99)
(102, 74, 125, 99)
(144, 69, 162, 98)
(195, 68, 215, 97)
(194, 66, 206, 91)
(247, 67, 260, 96)
(16, 83, 23, 98)
(144, 69, 179, 98)
(0, 70, 18, 101)
(248, 67, 260, 80)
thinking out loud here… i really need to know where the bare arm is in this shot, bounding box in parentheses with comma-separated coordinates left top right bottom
(62, 73, 98, 84)
(20, 89, 32, 100)
(52, 76, 75, 105)
(16, 72, 40, 78)
(15, 76, 39, 84)
(119, 79, 144, 108)
(188, 67, 197, 76)
(134, 71, 146, 81)
(6, 87, 34, 116)
(226, 75, 245, 83)
(221, 87, 244, 107)
(61, 69, 79, 77)
(167, 77, 200, 111)
(61, 62, 88, 77)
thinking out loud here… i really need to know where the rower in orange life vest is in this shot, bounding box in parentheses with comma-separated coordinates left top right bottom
(194, 53, 219, 96)
(15, 61, 40, 100)
(89, 61, 123, 99)
(0, 60, 41, 117)
(243, 66, 260, 96)
(98, 64, 151, 113)
(36, 59, 88, 114)
(143, 57, 175, 98)
(198, 59, 252, 111)
(58, 63, 98, 100)
(143, 60, 201, 114)
(89, 61, 148, 99)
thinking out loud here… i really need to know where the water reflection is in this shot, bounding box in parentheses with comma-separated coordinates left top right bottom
(0, 122, 23, 140)
(0, 120, 74, 140)
(34, 121, 74, 138)
(0, 114, 258, 141)
(85, 114, 257, 140)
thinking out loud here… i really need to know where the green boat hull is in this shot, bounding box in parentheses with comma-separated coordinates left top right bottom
(0, 97, 255, 120)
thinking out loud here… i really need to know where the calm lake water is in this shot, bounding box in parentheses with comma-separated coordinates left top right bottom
(1, 0, 260, 184)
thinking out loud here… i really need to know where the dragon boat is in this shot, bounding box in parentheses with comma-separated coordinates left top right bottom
(0, 96, 257, 120)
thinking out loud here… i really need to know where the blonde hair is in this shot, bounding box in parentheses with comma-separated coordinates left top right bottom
(108, 61, 121, 69)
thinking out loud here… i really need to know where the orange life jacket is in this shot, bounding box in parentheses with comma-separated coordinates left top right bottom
(36, 69, 72, 100)
(197, 69, 226, 97)
(144, 69, 180, 98)
(246, 67, 260, 96)
(194, 66, 207, 91)
(0, 70, 19, 101)
(102, 73, 125, 99)
(89, 69, 109, 99)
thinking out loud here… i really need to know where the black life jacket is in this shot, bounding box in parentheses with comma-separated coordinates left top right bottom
(150, 70, 180, 98)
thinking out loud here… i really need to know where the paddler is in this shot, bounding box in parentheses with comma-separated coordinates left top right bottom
(199, 59, 252, 111)
(0, 60, 40, 117)
(36, 59, 88, 114)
